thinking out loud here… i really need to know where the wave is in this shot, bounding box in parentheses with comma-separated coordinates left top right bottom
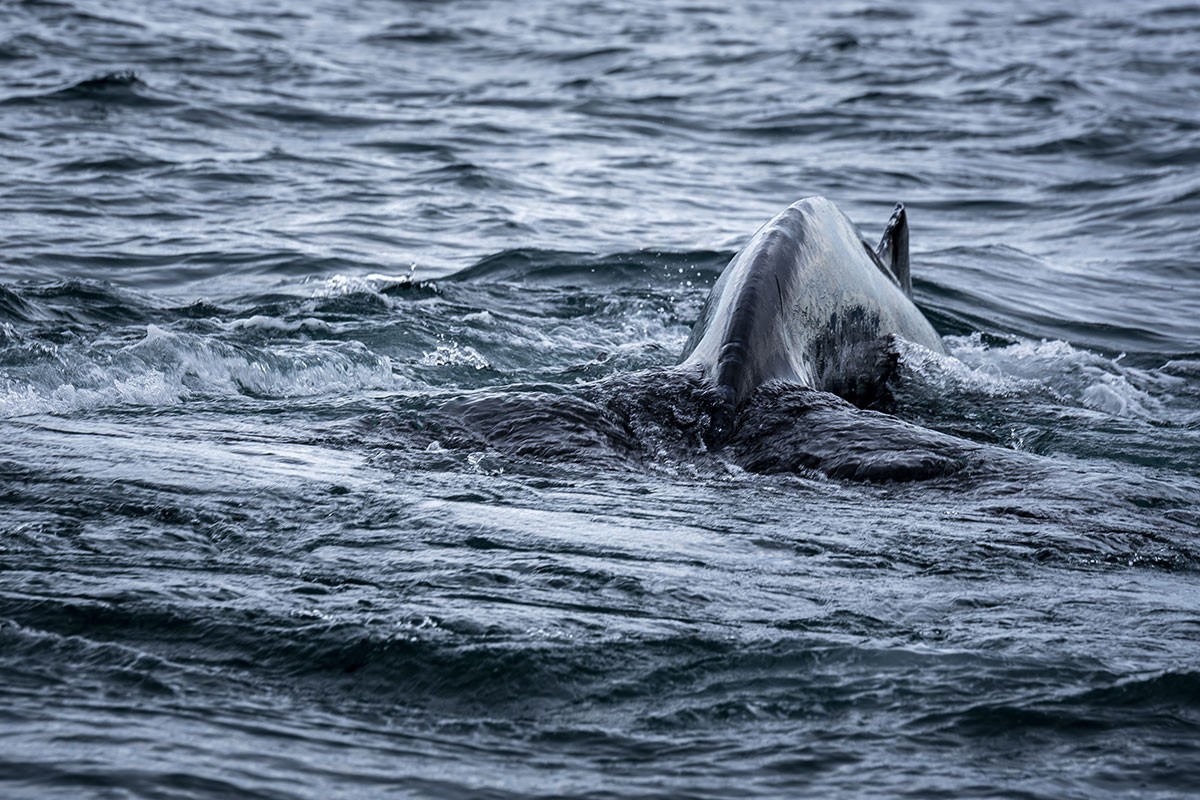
(911, 669, 1200, 741)
(0, 323, 394, 418)
(1, 71, 179, 109)
(449, 248, 730, 288)
(361, 23, 475, 46)
(900, 335, 1167, 421)
(13, 582, 1194, 762)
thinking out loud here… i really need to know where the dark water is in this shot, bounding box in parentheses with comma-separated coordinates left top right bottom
(4, 1, 1200, 797)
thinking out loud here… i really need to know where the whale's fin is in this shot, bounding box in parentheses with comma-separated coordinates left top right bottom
(875, 203, 911, 297)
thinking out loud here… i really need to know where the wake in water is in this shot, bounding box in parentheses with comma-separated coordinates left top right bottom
(408, 364, 987, 482)
(1, 256, 1189, 494)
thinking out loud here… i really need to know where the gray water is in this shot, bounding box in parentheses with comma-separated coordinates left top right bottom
(3, 1, 1200, 797)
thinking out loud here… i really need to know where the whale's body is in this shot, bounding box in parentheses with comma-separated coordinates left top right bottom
(679, 196, 944, 436)
(444, 197, 978, 480)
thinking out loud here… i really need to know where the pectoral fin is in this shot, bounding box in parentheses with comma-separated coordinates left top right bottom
(875, 203, 911, 297)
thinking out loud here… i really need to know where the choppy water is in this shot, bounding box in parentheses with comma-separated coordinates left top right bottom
(3, 1, 1200, 797)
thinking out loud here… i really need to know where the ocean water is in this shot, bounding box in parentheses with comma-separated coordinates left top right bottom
(3, 0, 1200, 797)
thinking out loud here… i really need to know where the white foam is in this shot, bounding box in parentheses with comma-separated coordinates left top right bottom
(901, 334, 1163, 420)
(312, 269, 417, 298)
(226, 315, 332, 334)
(462, 310, 495, 324)
(0, 324, 396, 419)
(0, 371, 181, 418)
(897, 336, 1043, 398)
(419, 342, 490, 370)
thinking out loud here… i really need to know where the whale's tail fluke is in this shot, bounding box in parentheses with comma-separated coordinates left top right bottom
(875, 203, 911, 297)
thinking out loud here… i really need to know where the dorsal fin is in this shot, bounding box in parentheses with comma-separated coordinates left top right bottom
(875, 203, 911, 297)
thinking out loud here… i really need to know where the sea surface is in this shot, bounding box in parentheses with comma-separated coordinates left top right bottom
(3, 1, 1200, 797)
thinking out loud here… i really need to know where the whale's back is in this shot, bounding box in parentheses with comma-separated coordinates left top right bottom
(680, 197, 944, 420)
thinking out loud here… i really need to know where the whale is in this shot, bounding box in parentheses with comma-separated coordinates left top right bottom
(440, 195, 976, 481)
(678, 196, 945, 441)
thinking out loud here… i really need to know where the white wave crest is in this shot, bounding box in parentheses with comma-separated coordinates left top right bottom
(419, 342, 490, 370)
(900, 334, 1163, 419)
(0, 324, 395, 418)
(311, 270, 417, 298)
